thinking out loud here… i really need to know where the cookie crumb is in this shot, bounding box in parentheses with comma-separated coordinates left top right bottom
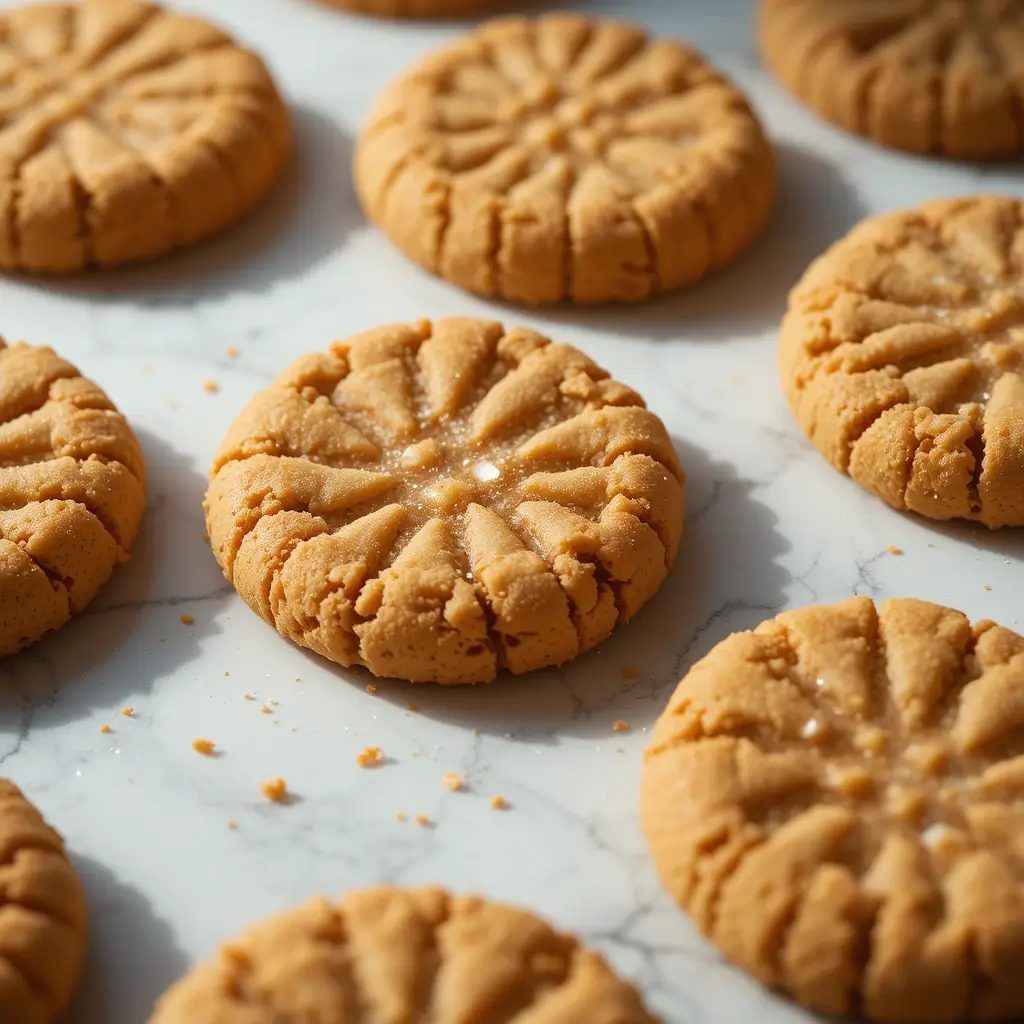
(180, 613, 194, 625)
(356, 746, 384, 768)
(396, 812, 407, 822)
(202, 380, 219, 393)
(613, 719, 630, 732)
(100, 724, 111, 734)
(442, 772, 464, 792)
(243, 693, 255, 701)
(226, 819, 238, 830)
(408, 702, 419, 712)
(120, 707, 134, 718)
(367, 684, 378, 694)
(260, 778, 287, 803)
(259, 704, 271, 714)
(223, 670, 229, 677)
(224, 346, 239, 358)
(886, 545, 902, 555)
(983, 584, 993, 591)
(490, 795, 508, 810)
(414, 813, 430, 826)
(620, 666, 639, 679)
(192, 738, 215, 756)
(472, 728, 480, 736)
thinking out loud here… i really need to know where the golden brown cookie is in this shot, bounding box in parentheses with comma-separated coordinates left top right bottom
(204, 317, 684, 684)
(760, 0, 1024, 159)
(147, 886, 656, 1024)
(354, 14, 775, 305)
(780, 196, 1024, 529)
(0, 338, 146, 656)
(643, 596, 1024, 1022)
(0, 780, 88, 1024)
(0, 0, 290, 273)
(318, 0, 490, 18)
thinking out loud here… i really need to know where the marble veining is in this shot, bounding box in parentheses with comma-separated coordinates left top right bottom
(0, 1, 1020, 1022)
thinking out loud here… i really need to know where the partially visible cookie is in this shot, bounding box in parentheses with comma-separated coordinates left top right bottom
(760, 0, 1024, 159)
(0, 339, 146, 656)
(147, 886, 656, 1023)
(0, 0, 290, 272)
(643, 596, 1024, 1022)
(318, 0, 490, 17)
(355, 14, 775, 305)
(204, 317, 684, 684)
(780, 196, 1024, 528)
(0, 780, 87, 1024)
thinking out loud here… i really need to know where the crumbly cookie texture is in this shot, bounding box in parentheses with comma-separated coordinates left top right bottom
(642, 596, 1024, 1022)
(147, 886, 657, 1024)
(780, 196, 1024, 528)
(0, 780, 87, 1024)
(354, 14, 774, 305)
(319, 0, 491, 17)
(0, 339, 145, 656)
(204, 317, 684, 684)
(0, 0, 290, 273)
(760, 0, 1024, 159)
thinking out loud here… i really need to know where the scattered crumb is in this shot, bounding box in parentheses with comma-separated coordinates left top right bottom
(396, 812, 407, 822)
(356, 746, 384, 768)
(180, 613, 195, 625)
(886, 545, 902, 555)
(159, 638, 166, 644)
(260, 778, 288, 803)
(201, 532, 209, 542)
(100, 724, 112, 734)
(442, 772, 464, 792)
(120, 707, 134, 718)
(490, 795, 508, 810)
(223, 670, 229, 677)
(259, 704, 272, 714)
(472, 728, 480, 736)
(227, 819, 238, 830)
(414, 813, 430, 826)
(201, 379, 219, 393)
(615, 747, 626, 754)
(983, 585, 992, 591)
(613, 720, 630, 732)
(411, 750, 421, 758)
(408, 702, 419, 712)
(289, 727, 297, 733)
(620, 666, 639, 679)
(269, 698, 279, 706)
(295, 677, 301, 682)
(367, 684, 378, 694)
(192, 738, 216, 756)
(225, 346, 239, 358)
(243, 693, 255, 701)
(141, 364, 152, 373)
(272, 720, 279, 726)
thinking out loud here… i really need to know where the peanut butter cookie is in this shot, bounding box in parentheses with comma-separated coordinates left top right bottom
(205, 318, 684, 684)
(0, 780, 87, 1024)
(0, 338, 146, 656)
(148, 886, 656, 1024)
(781, 196, 1024, 528)
(760, 0, 1024, 159)
(0, 0, 290, 273)
(319, 0, 490, 18)
(354, 14, 775, 305)
(643, 596, 1024, 1022)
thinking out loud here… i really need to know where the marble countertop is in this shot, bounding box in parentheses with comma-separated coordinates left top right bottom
(1, 1, 1020, 1021)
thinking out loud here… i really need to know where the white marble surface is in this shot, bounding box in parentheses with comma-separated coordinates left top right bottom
(0, 0, 1021, 1021)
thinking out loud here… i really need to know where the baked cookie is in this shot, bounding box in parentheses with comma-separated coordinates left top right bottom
(318, 0, 490, 18)
(643, 596, 1024, 1022)
(0, 0, 290, 273)
(0, 338, 146, 656)
(147, 886, 656, 1024)
(760, 0, 1024, 159)
(0, 780, 88, 1024)
(354, 14, 775, 305)
(780, 196, 1024, 529)
(205, 317, 684, 684)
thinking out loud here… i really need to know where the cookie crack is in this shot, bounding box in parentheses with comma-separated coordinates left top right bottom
(72, 3, 162, 77)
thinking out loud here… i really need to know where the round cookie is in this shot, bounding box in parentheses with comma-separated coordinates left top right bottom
(147, 886, 657, 1024)
(204, 317, 684, 684)
(642, 596, 1024, 1022)
(0, 780, 88, 1024)
(760, 0, 1024, 159)
(318, 0, 490, 18)
(354, 14, 775, 305)
(0, 0, 290, 273)
(780, 196, 1024, 529)
(0, 338, 146, 656)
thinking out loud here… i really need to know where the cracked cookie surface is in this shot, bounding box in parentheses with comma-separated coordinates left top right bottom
(0, 780, 87, 1024)
(0, 0, 290, 273)
(760, 0, 1024, 158)
(780, 196, 1024, 528)
(318, 0, 492, 18)
(643, 596, 1024, 1022)
(147, 886, 657, 1024)
(354, 14, 775, 305)
(204, 317, 684, 684)
(0, 338, 145, 656)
